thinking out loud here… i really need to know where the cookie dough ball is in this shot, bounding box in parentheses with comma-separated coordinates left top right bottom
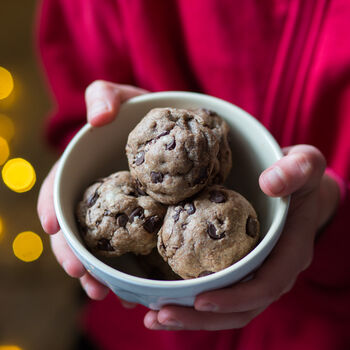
(157, 185, 260, 279)
(195, 108, 232, 184)
(126, 108, 231, 205)
(76, 171, 167, 257)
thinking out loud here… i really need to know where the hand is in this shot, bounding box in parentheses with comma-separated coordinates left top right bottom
(144, 145, 340, 331)
(37, 81, 147, 302)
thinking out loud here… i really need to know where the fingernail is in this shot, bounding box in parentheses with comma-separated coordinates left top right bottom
(88, 99, 109, 120)
(161, 318, 183, 328)
(196, 302, 218, 312)
(262, 166, 285, 193)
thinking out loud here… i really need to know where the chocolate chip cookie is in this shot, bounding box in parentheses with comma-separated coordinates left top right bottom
(76, 171, 167, 257)
(157, 185, 260, 279)
(125, 108, 232, 205)
(196, 109, 232, 184)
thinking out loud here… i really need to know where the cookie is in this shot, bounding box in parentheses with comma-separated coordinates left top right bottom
(125, 107, 231, 205)
(195, 108, 232, 184)
(157, 185, 260, 279)
(76, 171, 167, 257)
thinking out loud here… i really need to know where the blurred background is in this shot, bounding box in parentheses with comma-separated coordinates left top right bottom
(0, 1, 83, 349)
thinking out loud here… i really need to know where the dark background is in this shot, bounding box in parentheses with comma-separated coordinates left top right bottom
(0, 1, 82, 349)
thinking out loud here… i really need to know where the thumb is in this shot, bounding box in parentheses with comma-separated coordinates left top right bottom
(259, 145, 326, 197)
(85, 81, 148, 127)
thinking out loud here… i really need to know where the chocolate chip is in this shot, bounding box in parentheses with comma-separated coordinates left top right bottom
(202, 108, 217, 117)
(198, 270, 214, 277)
(136, 187, 147, 196)
(172, 207, 182, 222)
(135, 179, 147, 195)
(207, 223, 225, 240)
(186, 202, 196, 215)
(127, 191, 138, 197)
(157, 131, 170, 138)
(165, 110, 177, 121)
(246, 216, 259, 238)
(95, 219, 101, 227)
(87, 191, 99, 208)
(135, 151, 145, 166)
(209, 190, 226, 203)
(103, 209, 111, 216)
(97, 238, 114, 251)
(129, 207, 144, 222)
(150, 171, 163, 183)
(207, 223, 216, 238)
(193, 167, 208, 185)
(143, 216, 162, 233)
(116, 213, 128, 227)
(165, 138, 176, 150)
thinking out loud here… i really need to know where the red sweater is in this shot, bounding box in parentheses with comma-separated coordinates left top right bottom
(37, 1, 350, 349)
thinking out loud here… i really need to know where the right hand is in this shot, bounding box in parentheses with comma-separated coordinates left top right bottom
(37, 81, 148, 301)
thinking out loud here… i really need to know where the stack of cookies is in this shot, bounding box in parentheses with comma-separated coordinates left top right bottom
(76, 107, 260, 279)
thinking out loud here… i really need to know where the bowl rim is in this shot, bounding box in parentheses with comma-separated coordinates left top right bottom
(54, 91, 290, 289)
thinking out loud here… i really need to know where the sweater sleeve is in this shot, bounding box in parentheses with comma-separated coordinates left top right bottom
(302, 168, 350, 288)
(36, 0, 134, 151)
(36, 0, 87, 151)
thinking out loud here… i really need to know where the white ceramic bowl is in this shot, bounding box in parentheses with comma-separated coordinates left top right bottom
(54, 91, 289, 310)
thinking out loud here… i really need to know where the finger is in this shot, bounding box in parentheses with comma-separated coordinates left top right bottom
(50, 231, 86, 278)
(37, 161, 60, 234)
(144, 306, 265, 331)
(194, 221, 312, 313)
(259, 144, 326, 197)
(80, 273, 110, 301)
(85, 81, 148, 126)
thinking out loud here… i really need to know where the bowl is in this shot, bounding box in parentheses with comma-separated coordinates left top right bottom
(54, 91, 289, 310)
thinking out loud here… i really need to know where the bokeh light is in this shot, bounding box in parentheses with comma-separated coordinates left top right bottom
(2, 158, 36, 193)
(0, 346, 23, 350)
(0, 114, 15, 141)
(0, 66, 14, 100)
(12, 231, 43, 262)
(0, 137, 10, 165)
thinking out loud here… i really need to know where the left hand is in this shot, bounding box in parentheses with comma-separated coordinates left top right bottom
(144, 145, 340, 331)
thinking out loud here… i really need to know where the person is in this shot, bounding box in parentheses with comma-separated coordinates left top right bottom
(36, 0, 350, 349)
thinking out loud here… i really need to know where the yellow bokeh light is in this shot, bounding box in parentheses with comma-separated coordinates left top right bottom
(13, 231, 43, 262)
(0, 114, 15, 142)
(2, 158, 36, 193)
(0, 346, 23, 350)
(0, 137, 10, 165)
(0, 66, 14, 100)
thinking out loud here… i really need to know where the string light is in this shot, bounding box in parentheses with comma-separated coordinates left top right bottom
(0, 114, 15, 142)
(12, 231, 43, 262)
(2, 158, 36, 193)
(0, 66, 14, 100)
(0, 137, 10, 165)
